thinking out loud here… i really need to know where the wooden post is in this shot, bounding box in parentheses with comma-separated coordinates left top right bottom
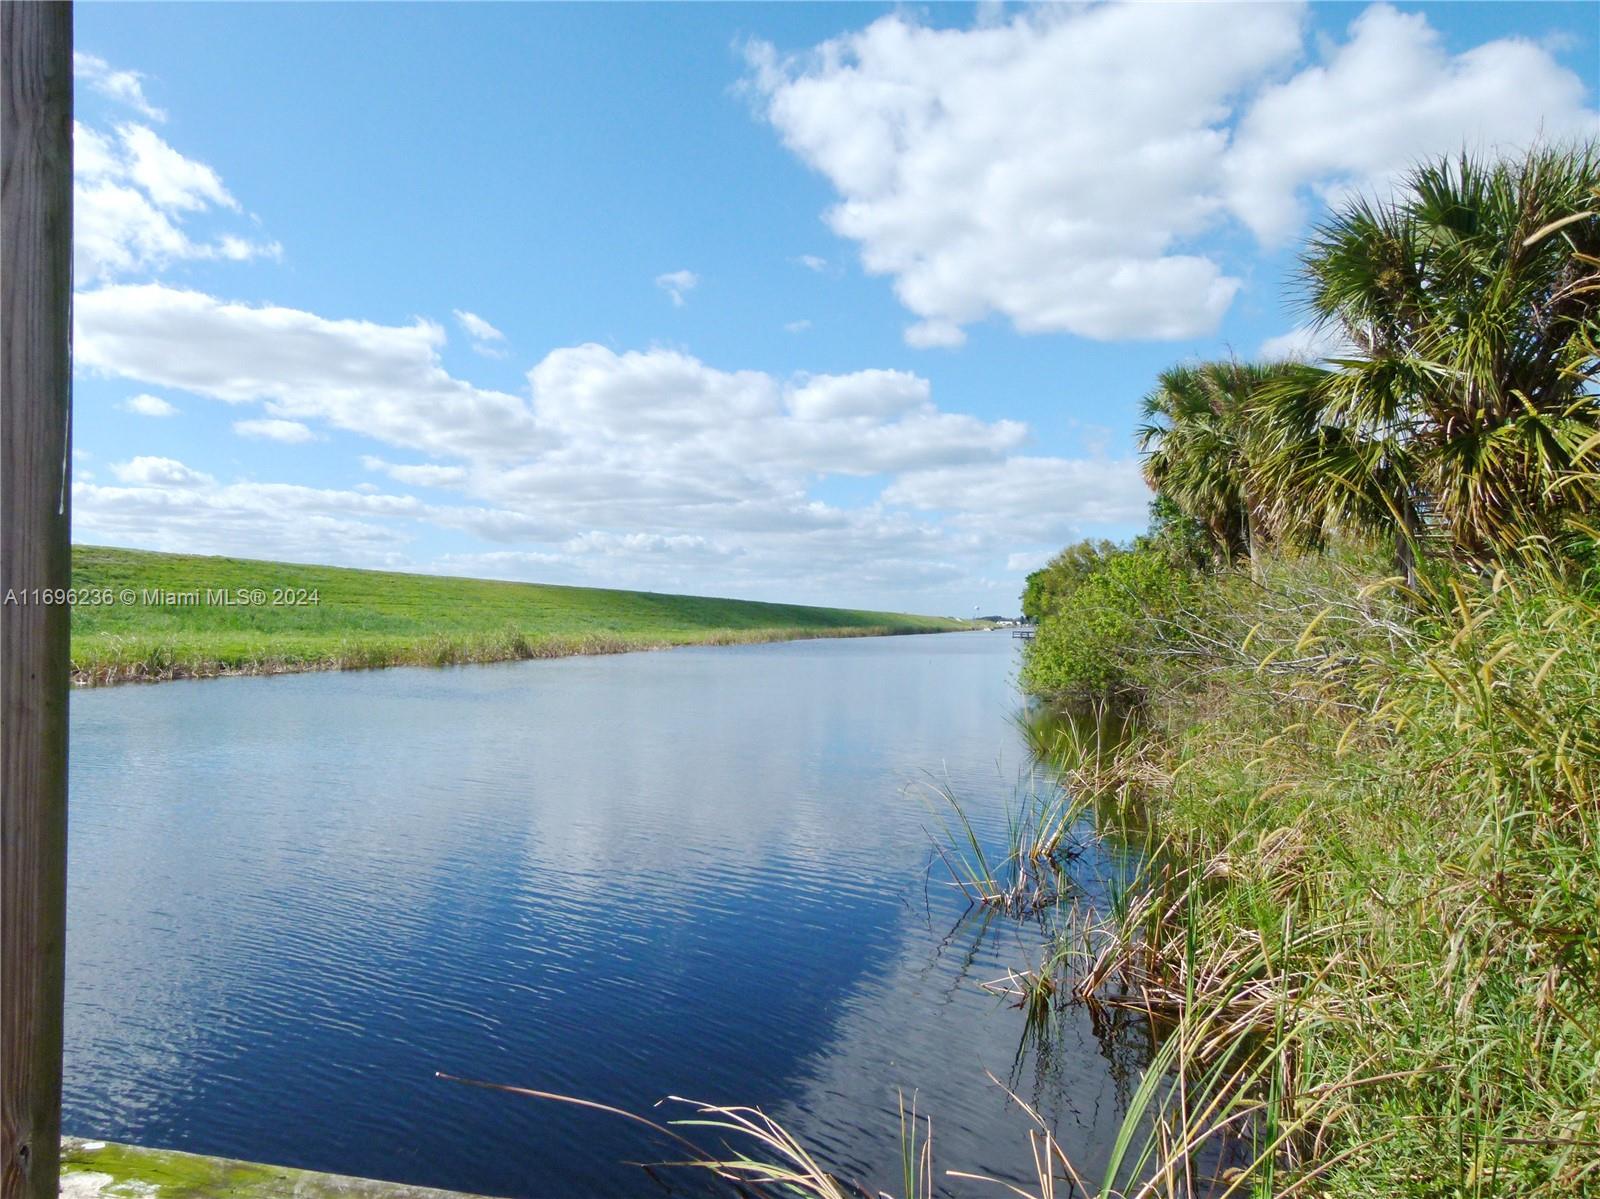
(0, 6, 73, 1199)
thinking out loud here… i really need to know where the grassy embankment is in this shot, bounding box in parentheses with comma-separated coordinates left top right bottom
(69, 545, 968, 685)
(1004, 544, 1600, 1197)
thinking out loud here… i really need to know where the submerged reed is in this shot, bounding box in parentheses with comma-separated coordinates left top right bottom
(918, 767, 1088, 914)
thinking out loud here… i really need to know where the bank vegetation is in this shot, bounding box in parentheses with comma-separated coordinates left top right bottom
(1007, 144, 1600, 1197)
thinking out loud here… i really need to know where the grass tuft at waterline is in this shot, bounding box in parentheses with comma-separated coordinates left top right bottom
(67, 545, 971, 685)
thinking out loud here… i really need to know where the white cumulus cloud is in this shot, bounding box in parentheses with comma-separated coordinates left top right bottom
(68, 50, 1196, 609)
(654, 269, 699, 306)
(75, 284, 541, 460)
(74, 52, 166, 122)
(884, 457, 1150, 545)
(76, 278, 1110, 606)
(119, 393, 177, 418)
(73, 121, 278, 281)
(1224, 5, 1599, 242)
(454, 309, 508, 358)
(77, 460, 567, 570)
(233, 418, 318, 444)
(1258, 323, 1355, 364)
(110, 456, 214, 488)
(362, 457, 470, 488)
(746, 5, 1295, 345)
(1006, 549, 1056, 574)
(747, 3, 1596, 347)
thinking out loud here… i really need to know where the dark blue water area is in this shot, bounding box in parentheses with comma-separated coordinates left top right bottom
(63, 631, 1143, 1198)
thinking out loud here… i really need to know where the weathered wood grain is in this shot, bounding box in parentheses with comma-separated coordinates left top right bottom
(1, 5, 74, 1199)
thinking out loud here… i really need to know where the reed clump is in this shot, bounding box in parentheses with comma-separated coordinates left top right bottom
(920, 768, 1090, 914)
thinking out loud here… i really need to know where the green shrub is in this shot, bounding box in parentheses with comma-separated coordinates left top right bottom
(1020, 538, 1119, 623)
(1020, 546, 1192, 702)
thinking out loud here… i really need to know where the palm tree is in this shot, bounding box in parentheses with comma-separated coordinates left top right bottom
(1138, 359, 1318, 577)
(1139, 363, 1243, 566)
(1254, 145, 1600, 580)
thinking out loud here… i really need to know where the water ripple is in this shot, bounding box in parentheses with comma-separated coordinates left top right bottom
(64, 634, 1136, 1198)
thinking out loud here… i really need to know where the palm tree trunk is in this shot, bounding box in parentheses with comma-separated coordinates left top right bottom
(1395, 494, 1421, 590)
(1245, 501, 1264, 583)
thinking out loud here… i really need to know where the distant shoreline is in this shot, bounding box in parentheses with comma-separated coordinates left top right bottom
(71, 621, 965, 688)
(69, 544, 974, 688)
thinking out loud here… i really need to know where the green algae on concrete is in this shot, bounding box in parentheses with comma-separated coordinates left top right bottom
(60, 1139, 500, 1199)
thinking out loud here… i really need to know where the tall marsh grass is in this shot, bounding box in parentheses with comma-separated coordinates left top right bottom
(919, 768, 1088, 914)
(1011, 549, 1600, 1197)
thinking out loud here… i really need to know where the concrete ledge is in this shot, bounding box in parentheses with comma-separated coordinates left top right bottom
(61, 1138, 500, 1199)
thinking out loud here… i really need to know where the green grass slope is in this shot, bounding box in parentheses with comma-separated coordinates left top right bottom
(69, 545, 968, 684)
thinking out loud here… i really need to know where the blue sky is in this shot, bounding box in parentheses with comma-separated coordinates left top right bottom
(71, 2, 1599, 615)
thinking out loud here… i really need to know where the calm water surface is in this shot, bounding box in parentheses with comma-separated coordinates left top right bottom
(64, 632, 1143, 1197)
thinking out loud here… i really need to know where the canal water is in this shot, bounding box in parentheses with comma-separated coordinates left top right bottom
(64, 631, 1143, 1198)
